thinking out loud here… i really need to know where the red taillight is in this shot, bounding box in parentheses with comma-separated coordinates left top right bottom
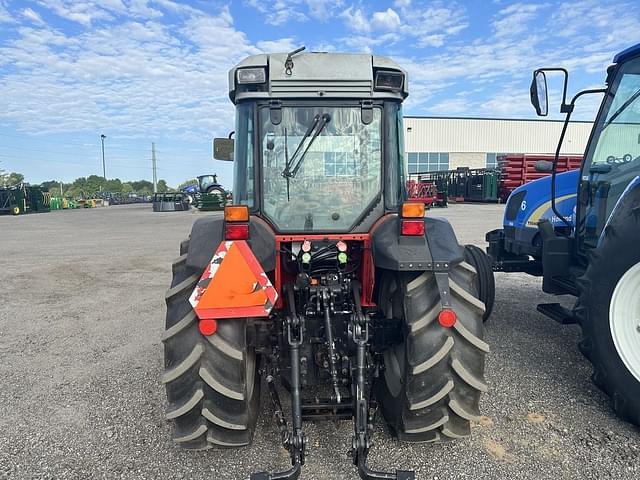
(438, 309, 457, 328)
(225, 223, 249, 240)
(401, 220, 425, 236)
(199, 318, 217, 336)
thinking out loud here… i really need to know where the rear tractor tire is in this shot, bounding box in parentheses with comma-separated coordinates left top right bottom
(162, 239, 260, 449)
(463, 244, 495, 321)
(576, 207, 640, 426)
(206, 186, 226, 196)
(377, 261, 489, 442)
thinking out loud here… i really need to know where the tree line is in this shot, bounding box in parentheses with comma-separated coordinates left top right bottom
(2, 170, 173, 198)
(40, 176, 172, 198)
(1, 166, 203, 198)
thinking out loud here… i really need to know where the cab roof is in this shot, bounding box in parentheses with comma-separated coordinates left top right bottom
(613, 42, 640, 64)
(228, 51, 408, 103)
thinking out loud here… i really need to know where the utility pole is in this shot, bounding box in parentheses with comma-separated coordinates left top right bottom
(151, 142, 157, 193)
(100, 134, 107, 179)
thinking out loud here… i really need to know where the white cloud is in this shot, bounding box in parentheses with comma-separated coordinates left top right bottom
(22, 8, 44, 25)
(384, 2, 469, 48)
(151, 0, 202, 16)
(128, 0, 163, 19)
(1, 0, 637, 149)
(417, 34, 446, 48)
(394, 0, 411, 8)
(429, 97, 469, 115)
(551, 0, 640, 52)
(256, 38, 298, 53)
(251, 0, 307, 26)
(0, 0, 12, 23)
(340, 6, 370, 33)
(371, 8, 401, 31)
(37, 0, 113, 26)
(304, 0, 341, 21)
(0, 6, 273, 137)
(340, 32, 402, 53)
(244, 0, 342, 26)
(492, 3, 547, 38)
(36, 0, 175, 25)
(478, 84, 534, 117)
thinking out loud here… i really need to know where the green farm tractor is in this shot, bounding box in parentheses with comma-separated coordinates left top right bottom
(0, 184, 50, 215)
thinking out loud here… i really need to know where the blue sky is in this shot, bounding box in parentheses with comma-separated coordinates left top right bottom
(0, 0, 638, 188)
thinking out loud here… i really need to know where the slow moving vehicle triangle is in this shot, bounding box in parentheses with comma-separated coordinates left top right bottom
(189, 240, 277, 319)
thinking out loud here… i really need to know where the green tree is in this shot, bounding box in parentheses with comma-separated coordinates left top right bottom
(5, 172, 24, 187)
(104, 178, 123, 193)
(41, 180, 64, 195)
(157, 179, 169, 192)
(121, 183, 133, 194)
(85, 175, 106, 195)
(131, 180, 153, 193)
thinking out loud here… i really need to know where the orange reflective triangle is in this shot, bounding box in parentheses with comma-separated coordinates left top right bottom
(196, 242, 268, 309)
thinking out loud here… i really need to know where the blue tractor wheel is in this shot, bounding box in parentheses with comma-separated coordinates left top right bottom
(576, 193, 640, 427)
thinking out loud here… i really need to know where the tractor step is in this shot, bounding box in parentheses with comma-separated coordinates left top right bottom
(537, 303, 578, 325)
(548, 276, 579, 296)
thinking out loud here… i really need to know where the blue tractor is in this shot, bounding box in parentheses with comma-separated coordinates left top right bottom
(181, 174, 226, 208)
(487, 43, 640, 426)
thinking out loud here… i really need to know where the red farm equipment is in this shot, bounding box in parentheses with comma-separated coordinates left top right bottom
(498, 154, 582, 201)
(406, 173, 448, 207)
(406, 176, 437, 207)
(162, 47, 494, 480)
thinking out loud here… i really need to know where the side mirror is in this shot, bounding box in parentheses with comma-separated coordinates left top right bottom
(530, 70, 548, 116)
(534, 160, 554, 172)
(213, 138, 234, 161)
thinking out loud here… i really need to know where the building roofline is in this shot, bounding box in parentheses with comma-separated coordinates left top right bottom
(403, 115, 592, 124)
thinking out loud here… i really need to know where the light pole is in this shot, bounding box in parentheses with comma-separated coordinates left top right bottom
(100, 134, 107, 180)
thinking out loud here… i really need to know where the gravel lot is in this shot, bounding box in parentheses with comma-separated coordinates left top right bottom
(1, 203, 638, 480)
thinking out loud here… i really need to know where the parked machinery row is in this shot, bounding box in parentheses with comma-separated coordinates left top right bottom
(408, 155, 583, 207)
(0, 184, 50, 215)
(407, 167, 500, 205)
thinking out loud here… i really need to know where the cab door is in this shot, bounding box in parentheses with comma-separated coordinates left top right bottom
(578, 56, 640, 250)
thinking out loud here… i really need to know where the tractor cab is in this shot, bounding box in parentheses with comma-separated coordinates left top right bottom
(574, 48, 640, 249)
(197, 174, 221, 193)
(214, 48, 408, 233)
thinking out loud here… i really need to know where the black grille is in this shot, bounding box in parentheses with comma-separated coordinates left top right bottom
(504, 226, 516, 239)
(505, 191, 526, 221)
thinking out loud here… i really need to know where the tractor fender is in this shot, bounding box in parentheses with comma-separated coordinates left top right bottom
(185, 215, 276, 273)
(371, 215, 464, 271)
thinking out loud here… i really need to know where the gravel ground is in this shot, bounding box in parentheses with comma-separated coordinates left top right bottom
(0, 203, 638, 480)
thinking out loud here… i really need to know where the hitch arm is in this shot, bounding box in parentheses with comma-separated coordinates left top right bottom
(350, 283, 415, 480)
(251, 286, 305, 480)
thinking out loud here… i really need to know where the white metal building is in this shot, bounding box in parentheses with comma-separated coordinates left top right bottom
(403, 116, 593, 173)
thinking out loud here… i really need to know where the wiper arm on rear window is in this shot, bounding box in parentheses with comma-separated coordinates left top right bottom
(282, 113, 331, 179)
(282, 114, 320, 179)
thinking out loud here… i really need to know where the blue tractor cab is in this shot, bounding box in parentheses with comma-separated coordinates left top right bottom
(487, 42, 640, 426)
(180, 174, 226, 207)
